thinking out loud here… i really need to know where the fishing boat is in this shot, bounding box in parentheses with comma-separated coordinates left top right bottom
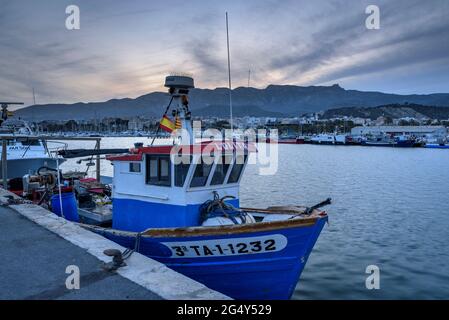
(277, 134, 305, 144)
(424, 143, 449, 149)
(0, 102, 64, 182)
(345, 135, 363, 145)
(334, 134, 348, 145)
(310, 134, 335, 145)
(303, 135, 313, 144)
(395, 135, 416, 147)
(52, 75, 330, 300)
(424, 136, 449, 149)
(361, 133, 414, 147)
(309, 134, 349, 145)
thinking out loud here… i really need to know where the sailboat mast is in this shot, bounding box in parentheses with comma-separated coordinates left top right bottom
(226, 12, 233, 131)
(32, 88, 36, 127)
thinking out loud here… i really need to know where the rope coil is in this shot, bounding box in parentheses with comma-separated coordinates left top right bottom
(199, 191, 250, 225)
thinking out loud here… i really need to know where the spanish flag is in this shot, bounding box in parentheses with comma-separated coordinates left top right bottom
(159, 115, 175, 133)
(175, 116, 182, 129)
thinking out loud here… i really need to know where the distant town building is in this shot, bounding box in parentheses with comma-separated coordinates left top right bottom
(264, 117, 278, 124)
(352, 117, 367, 125)
(375, 116, 388, 126)
(128, 118, 144, 131)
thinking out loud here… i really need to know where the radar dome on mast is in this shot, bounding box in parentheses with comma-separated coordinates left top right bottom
(164, 74, 194, 89)
(162, 74, 194, 144)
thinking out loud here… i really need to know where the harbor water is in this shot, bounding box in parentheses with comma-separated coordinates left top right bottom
(56, 137, 449, 299)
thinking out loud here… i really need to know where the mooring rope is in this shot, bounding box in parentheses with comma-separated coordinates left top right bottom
(122, 231, 142, 260)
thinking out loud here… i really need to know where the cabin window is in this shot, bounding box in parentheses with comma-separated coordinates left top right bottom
(174, 156, 192, 187)
(145, 155, 171, 186)
(190, 162, 213, 188)
(129, 162, 141, 173)
(211, 155, 232, 185)
(228, 155, 247, 183)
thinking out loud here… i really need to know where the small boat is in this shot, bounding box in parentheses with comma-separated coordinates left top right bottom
(54, 75, 330, 299)
(361, 134, 414, 148)
(424, 135, 449, 149)
(296, 136, 306, 144)
(303, 136, 313, 144)
(424, 143, 449, 149)
(361, 141, 391, 147)
(413, 137, 425, 147)
(395, 135, 415, 147)
(310, 134, 335, 145)
(309, 134, 349, 145)
(345, 135, 362, 145)
(334, 134, 348, 145)
(0, 103, 64, 182)
(277, 134, 305, 144)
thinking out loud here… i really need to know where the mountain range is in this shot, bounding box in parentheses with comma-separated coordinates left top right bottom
(321, 103, 449, 120)
(14, 84, 449, 121)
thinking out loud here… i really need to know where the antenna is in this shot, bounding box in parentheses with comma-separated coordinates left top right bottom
(226, 12, 233, 131)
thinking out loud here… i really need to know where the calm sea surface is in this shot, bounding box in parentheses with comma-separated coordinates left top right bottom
(55, 137, 449, 299)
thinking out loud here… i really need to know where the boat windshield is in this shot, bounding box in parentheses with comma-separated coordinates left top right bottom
(190, 161, 213, 187)
(174, 156, 192, 187)
(187, 153, 248, 188)
(228, 155, 247, 184)
(210, 154, 232, 185)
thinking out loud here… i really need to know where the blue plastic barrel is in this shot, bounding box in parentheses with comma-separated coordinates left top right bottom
(51, 192, 79, 222)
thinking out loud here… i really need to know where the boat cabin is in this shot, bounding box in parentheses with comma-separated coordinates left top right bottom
(107, 141, 255, 231)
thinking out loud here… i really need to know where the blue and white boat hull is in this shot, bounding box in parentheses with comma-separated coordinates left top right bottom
(87, 214, 327, 300)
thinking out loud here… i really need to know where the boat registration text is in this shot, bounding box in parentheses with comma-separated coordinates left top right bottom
(162, 234, 288, 258)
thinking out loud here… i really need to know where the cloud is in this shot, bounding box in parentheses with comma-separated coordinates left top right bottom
(189, 37, 227, 75)
(1, 0, 449, 107)
(265, 0, 449, 87)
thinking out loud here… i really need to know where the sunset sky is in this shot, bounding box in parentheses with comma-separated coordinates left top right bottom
(1, 0, 449, 107)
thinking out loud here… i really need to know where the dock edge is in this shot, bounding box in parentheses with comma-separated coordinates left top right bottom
(0, 189, 230, 300)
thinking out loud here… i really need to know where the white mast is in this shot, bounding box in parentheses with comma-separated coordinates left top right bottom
(226, 12, 233, 131)
(32, 88, 36, 128)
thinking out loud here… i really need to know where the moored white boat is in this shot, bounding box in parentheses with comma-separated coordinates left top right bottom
(311, 133, 336, 145)
(0, 105, 64, 181)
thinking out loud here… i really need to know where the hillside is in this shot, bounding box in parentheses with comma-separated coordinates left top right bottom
(14, 85, 449, 121)
(194, 105, 284, 118)
(321, 103, 449, 120)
